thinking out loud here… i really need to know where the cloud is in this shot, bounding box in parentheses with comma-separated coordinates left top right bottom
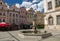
(46, 0, 51, 2)
(37, 1, 44, 12)
(32, 0, 41, 3)
(3, 0, 44, 13)
(20, 1, 32, 10)
(6, 0, 44, 13)
(15, 3, 20, 8)
(20, 0, 44, 13)
(26, 8, 30, 10)
(21, 1, 32, 8)
(5, 3, 9, 8)
(30, 4, 38, 10)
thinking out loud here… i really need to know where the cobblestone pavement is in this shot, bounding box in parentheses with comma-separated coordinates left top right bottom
(0, 31, 21, 41)
(39, 30, 60, 41)
(39, 34, 60, 41)
(0, 30, 41, 41)
(0, 30, 60, 41)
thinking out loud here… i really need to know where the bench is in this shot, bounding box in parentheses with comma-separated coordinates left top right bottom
(41, 33, 52, 39)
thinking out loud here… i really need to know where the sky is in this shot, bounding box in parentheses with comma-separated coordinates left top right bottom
(2, 0, 44, 13)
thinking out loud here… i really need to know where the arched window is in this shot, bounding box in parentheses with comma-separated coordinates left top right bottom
(3, 19, 5, 22)
(57, 15, 60, 24)
(48, 17, 53, 25)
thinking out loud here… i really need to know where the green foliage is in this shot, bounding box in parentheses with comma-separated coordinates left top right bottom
(36, 25, 44, 29)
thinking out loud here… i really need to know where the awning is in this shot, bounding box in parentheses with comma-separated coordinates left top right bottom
(0, 22, 10, 27)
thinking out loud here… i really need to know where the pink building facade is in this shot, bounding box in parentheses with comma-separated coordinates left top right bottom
(0, 0, 28, 25)
(19, 7, 27, 24)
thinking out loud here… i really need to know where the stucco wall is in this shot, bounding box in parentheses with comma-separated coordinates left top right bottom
(44, 11, 60, 31)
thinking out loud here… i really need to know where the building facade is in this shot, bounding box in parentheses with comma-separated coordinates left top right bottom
(0, 0, 27, 25)
(0, 0, 8, 23)
(8, 4, 20, 25)
(27, 8, 35, 25)
(36, 11, 45, 25)
(44, 0, 60, 31)
(19, 7, 27, 24)
(27, 8, 45, 25)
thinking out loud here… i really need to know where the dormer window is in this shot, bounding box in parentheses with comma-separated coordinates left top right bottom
(13, 9, 15, 11)
(0, 2, 2, 5)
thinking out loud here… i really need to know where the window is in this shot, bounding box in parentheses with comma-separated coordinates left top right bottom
(0, 13, 2, 15)
(3, 13, 5, 16)
(3, 19, 5, 22)
(48, 17, 53, 25)
(0, 2, 2, 5)
(13, 9, 15, 11)
(10, 13, 12, 16)
(16, 14, 18, 17)
(57, 15, 60, 24)
(0, 19, 1, 22)
(13, 14, 15, 17)
(55, 0, 60, 7)
(48, 1, 52, 10)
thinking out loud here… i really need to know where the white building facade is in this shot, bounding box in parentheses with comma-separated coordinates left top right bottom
(44, 0, 60, 31)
